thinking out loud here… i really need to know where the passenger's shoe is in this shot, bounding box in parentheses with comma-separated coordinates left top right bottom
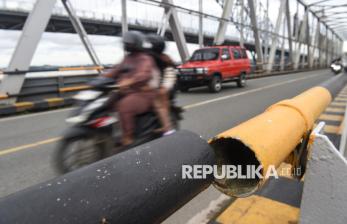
(163, 129, 176, 136)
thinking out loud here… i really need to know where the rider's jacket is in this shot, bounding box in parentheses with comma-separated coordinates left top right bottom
(105, 52, 160, 94)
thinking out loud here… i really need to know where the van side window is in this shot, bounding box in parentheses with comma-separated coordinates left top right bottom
(221, 48, 231, 60)
(233, 49, 241, 59)
(241, 49, 248, 59)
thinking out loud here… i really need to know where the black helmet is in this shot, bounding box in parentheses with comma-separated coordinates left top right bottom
(123, 31, 145, 52)
(146, 34, 166, 54)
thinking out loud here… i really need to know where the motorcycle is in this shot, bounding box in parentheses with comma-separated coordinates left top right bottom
(54, 77, 183, 174)
(330, 61, 343, 75)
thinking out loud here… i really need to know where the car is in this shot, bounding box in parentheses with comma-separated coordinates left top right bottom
(177, 45, 251, 93)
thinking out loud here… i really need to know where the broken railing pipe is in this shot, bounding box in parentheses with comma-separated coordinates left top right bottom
(209, 73, 347, 197)
(0, 130, 215, 224)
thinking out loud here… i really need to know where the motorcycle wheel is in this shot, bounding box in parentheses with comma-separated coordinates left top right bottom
(53, 134, 112, 174)
(170, 110, 180, 130)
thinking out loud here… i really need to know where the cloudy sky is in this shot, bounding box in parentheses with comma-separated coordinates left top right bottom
(0, 0, 346, 68)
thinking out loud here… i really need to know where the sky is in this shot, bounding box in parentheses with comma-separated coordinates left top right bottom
(0, 0, 346, 68)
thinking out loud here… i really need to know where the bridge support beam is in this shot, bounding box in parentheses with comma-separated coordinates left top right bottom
(0, 0, 57, 104)
(319, 34, 326, 67)
(157, 8, 172, 37)
(198, 0, 203, 48)
(309, 19, 320, 68)
(162, 0, 189, 62)
(294, 9, 308, 70)
(239, 0, 245, 48)
(247, 0, 263, 70)
(305, 10, 310, 69)
(280, 15, 286, 71)
(121, 0, 128, 35)
(0, 0, 102, 104)
(285, 0, 293, 65)
(266, 0, 285, 72)
(213, 0, 234, 45)
(325, 27, 329, 67)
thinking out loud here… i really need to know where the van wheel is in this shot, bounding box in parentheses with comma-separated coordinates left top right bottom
(209, 76, 222, 93)
(237, 73, 247, 88)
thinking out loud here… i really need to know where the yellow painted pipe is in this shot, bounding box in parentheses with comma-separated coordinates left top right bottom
(0, 94, 8, 100)
(59, 85, 91, 93)
(59, 66, 104, 71)
(209, 86, 332, 197)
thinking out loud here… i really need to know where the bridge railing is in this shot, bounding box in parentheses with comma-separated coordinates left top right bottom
(0, 63, 323, 102)
(0, 66, 101, 103)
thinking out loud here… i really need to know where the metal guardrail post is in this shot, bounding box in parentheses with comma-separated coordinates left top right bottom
(57, 76, 64, 98)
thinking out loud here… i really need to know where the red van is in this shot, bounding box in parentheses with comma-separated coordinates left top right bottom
(177, 45, 251, 92)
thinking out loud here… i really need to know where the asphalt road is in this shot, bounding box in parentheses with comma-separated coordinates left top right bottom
(0, 69, 333, 223)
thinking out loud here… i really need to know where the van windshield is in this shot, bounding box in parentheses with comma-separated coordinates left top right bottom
(190, 48, 220, 61)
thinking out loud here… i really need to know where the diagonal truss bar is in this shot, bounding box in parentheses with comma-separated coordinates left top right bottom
(266, 0, 285, 72)
(247, 0, 263, 68)
(162, 0, 189, 62)
(62, 0, 101, 67)
(214, 0, 234, 45)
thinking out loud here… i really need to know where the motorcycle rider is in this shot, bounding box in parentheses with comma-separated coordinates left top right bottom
(104, 31, 160, 146)
(145, 34, 177, 135)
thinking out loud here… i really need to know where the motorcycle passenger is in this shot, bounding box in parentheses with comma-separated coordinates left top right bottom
(146, 34, 177, 135)
(104, 31, 160, 146)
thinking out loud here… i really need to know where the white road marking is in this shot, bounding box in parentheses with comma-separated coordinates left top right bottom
(183, 73, 321, 110)
(0, 107, 74, 123)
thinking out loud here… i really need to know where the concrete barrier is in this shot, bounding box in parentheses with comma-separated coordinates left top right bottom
(0, 97, 74, 117)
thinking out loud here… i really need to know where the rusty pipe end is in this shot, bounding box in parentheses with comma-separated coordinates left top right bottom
(210, 137, 262, 198)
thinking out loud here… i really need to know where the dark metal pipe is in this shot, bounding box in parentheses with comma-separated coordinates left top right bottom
(0, 130, 215, 224)
(1, 66, 109, 75)
(319, 73, 347, 98)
